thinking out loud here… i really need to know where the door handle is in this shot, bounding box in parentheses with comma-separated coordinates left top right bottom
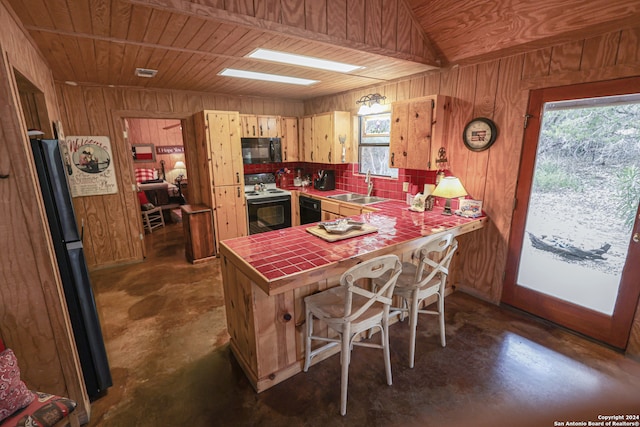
(634, 233, 639, 243)
(236, 172, 240, 183)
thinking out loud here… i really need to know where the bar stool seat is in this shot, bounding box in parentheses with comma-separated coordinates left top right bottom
(303, 254, 402, 415)
(375, 233, 458, 368)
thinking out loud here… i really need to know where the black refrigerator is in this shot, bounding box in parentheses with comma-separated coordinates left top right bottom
(30, 139, 112, 399)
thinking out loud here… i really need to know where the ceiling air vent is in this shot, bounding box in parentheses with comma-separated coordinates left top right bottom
(135, 68, 158, 78)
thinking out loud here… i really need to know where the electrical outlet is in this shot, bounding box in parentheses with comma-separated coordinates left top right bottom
(403, 182, 409, 192)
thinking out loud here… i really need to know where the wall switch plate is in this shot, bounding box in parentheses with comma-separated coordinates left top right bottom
(403, 182, 409, 192)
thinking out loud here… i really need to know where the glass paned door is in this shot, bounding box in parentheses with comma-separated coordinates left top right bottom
(502, 78, 640, 349)
(517, 94, 639, 315)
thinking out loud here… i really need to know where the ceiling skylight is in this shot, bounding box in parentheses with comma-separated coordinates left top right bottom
(247, 48, 363, 73)
(218, 69, 318, 86)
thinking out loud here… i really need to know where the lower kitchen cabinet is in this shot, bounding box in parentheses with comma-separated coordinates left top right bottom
(213, 185, 247, 245)
(182, 204, 216, 263)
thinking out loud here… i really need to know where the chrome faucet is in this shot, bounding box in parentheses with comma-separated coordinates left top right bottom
(365, 170, 373, 196)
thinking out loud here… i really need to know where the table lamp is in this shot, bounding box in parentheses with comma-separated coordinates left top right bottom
(431, 176, 468, 215)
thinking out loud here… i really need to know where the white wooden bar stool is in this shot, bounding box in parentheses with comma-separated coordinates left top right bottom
(303, 254, 402, 416)
(376, 233, 458, 368)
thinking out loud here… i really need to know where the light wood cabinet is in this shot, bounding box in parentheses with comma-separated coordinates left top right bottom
(212, 185, 247, 243)
(339, 204, 361, 217)
(300, 115, 314, 162)
(258, 115, 280, 137)
(182, 204, 216, 263)
(312, 111, 351, 164)
(239, 114, 280, 137)
(193, 110, 247, 251)
(280, 116, 299, 162)
(389, 95, 450, 170)
(321, 198, 363, 221)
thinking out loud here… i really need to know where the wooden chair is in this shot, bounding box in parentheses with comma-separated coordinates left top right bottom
(376, 233, 458, 368)
(141, 206, 164, 233)
(303, 254, 402, 416)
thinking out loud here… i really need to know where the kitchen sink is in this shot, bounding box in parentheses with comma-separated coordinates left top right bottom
(328, 193, 387, 205)
(327, 193, 364, 202)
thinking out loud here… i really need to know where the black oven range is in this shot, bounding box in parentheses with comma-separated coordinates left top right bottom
(244, 173, 292, 235)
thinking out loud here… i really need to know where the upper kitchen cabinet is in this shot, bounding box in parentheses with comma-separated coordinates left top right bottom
(239, 114, 280, 138)
(239, 114, 259, 138)
(280, 117, 299, 162)
(301, 115, 314, 162)
(312, 111, 352, 164)
(389, 95, 451, 170)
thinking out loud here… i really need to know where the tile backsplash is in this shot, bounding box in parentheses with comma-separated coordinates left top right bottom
(243, 162, 440, 201)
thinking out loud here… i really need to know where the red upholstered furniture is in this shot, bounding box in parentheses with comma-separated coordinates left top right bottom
(0, 338, 77, 427)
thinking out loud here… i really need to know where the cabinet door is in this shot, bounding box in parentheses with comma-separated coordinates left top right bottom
(322, 211, 341, 221)
(339, 204, 361, 217)
(207, 112, 242, 187)
(280, 117, 299, 162)
(240, 114, 258, 137)
(389, 102, 409, 168)
(213, 185, 247, 243)
(405, 98, 434, 170)
(313, 113, 332, 163)
(332, 111, 351, 164)
(301, 116, 314, 162)
(258, 116, 280, 137)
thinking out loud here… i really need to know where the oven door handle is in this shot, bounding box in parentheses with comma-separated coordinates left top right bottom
(248, 197, 290, 205)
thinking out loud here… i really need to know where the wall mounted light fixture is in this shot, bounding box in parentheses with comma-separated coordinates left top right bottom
(356, 93, 387, 115)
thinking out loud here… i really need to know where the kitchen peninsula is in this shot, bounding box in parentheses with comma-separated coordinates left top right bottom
(219, 194, 486, 392)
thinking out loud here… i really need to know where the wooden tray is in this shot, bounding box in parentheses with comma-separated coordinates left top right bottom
(306, 223, 378, 242)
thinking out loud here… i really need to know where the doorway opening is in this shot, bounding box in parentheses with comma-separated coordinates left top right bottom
(126, 117, 188, 231)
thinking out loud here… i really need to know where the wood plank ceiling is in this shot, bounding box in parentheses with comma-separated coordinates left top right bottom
(7, 0, 640, 100)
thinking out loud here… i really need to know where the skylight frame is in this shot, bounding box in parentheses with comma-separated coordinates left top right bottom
(246, 48, 363, 73)
(218, 69, 319, 86)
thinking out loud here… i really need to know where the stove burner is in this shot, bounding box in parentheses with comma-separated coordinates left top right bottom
(245, 191, 259, 196)
(268, 189, 283, 193)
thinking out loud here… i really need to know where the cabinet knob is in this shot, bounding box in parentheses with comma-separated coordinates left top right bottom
(391, 152, 395, 166)
(403, 151, 407, 156)
(283, 313, 292, 322)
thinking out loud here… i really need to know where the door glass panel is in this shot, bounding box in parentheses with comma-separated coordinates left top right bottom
(517, 94, 640, 315)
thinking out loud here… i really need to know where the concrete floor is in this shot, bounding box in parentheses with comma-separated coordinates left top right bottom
(87, 223, 640, 427)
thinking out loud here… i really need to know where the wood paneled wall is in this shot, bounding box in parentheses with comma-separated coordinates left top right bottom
(56, 85, 304, 268)
(305, 26, 640, 356)
(0, 0, 88, 422)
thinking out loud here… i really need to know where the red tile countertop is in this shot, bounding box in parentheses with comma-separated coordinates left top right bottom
(221, 193, 486, 285)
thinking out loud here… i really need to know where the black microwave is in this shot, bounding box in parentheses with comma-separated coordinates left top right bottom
(241, 138, 282, 164)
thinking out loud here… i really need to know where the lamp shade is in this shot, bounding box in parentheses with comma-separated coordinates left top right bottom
(431, 176, 468, 199)
(174, 161, 186, 169)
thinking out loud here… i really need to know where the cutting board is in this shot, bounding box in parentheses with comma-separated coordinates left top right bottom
(306, 224, 378, 242)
